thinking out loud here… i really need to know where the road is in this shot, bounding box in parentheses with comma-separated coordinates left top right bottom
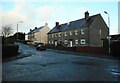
(2, 43, 119, 81)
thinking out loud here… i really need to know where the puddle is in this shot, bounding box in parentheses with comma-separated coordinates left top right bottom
(111, 69, 120, 76)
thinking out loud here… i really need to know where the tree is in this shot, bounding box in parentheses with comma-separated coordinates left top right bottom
(2, 24, 13, 37)
(13, 32, 25, 41)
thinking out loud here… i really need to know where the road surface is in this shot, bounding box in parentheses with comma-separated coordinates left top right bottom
(2, 43, 119, 81)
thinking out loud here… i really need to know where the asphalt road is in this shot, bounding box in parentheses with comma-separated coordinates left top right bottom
(2, 43, 119, 81)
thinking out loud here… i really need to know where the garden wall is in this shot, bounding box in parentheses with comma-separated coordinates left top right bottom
(75, 46, 108, 55)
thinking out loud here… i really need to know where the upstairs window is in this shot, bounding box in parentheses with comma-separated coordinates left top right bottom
(59, 33, 62, 37)
(64, 32, 67, 36)
(70, 31, 72, 35)
(49, 41, 51, 44)
(99, 30, 102, 35)
(81, 29, 85, 34)
(75, 30, 78, 35)
(52, 34, 54, 37)
(55, 33, 57, 37)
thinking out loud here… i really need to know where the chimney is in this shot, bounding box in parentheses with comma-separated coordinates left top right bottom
(30, 29, 32, 31)
(45, 23, 48, 26)
(55, 22, 59, 27)
(35, 27, 37, 29)
(85, 11, 89, 20)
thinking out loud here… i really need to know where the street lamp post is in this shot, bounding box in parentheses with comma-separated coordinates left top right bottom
(17, 21, 23, 41)
(104, 11, 110, 54)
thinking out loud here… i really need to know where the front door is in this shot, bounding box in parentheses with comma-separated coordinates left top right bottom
(55, 41, 57, 46)
(70, 40, 73, 47)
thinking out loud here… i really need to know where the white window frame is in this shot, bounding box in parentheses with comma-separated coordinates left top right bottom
(52, 34, 54, 37)
(75, 40, 78, 44)
(55, 33, 57, 37)
(80, 39, 86, 44)
(81, 29, 85, 34)
(64, 39, 68, 44)
(49, 41, 51, 44)
(52, 41, 54, 44)
(70, 31, 72, 35)
(75, 30, 78, 35)
(64, 32, 67, 36)
(59, 40, 62, 44)
(59, 33, 62, 37)
(99, 30, 102, 35)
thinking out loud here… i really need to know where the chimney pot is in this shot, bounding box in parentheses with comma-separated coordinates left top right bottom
(45, 23, 48, 26)
(56, 22, 59, 27)
(35, 27, 37, 29)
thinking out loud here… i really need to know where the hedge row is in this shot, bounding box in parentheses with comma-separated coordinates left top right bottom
(2, 44, 19, 59)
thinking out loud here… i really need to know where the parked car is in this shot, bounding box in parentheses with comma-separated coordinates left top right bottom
(36, 43, 46, 51)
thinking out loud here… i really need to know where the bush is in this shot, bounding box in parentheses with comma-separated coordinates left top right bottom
(2, 44, 19, 59)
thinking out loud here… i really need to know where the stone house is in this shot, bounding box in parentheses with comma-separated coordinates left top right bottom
(47, 11, 108, 47)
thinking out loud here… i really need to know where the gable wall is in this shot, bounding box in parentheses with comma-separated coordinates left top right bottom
(89, 15, 108, 47)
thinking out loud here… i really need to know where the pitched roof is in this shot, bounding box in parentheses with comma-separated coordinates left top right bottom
(48, 14, 100, 34)
(27, 26, 44, 34)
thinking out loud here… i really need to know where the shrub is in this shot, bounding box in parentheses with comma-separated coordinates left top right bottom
(2, 44, 19, 59)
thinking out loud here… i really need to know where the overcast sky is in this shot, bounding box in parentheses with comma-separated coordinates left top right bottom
(0, 0, 119, 35)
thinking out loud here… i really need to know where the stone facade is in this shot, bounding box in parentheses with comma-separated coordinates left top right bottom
(48, 11, 108, 47)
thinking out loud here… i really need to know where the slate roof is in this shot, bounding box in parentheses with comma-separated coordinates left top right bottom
(27, 26, 44, 35)
(48, 14, 100, 34)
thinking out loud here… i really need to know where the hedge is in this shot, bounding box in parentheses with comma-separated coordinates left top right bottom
(2, 44, 19, 59)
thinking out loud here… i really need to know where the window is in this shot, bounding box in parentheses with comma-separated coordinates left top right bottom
(64, 39, 68, 44)
(52, 34, 54, 37)
(64, 32, 67, 36)
(55, 33, 57, 37)
(52, 41, 54, 44)
(59, 40, 62, 44)
(75, 30, 78, 35)
(101, 40, 103, 47)
(59, 33, 62, 37)
(81, 29, 85, 34)
(49, 41, 51, 44)
(70, 31, 72, 35)
(80, 39, 86, 44)
(75, 40, 78, 44)
(99, 30, 101, 35)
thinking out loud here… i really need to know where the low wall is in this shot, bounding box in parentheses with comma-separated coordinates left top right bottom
(2, 44, 19, 59)
(47, 44, 108, 55)
(47, 45, 75, 51)
(110, 41, 120, 57)
(75, 46, 108, 55)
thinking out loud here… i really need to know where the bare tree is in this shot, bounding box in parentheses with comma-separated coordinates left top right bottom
(2, 24, 13, 37)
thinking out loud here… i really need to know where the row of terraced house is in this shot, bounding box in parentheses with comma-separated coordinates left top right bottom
(27, 11, 109, 48)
